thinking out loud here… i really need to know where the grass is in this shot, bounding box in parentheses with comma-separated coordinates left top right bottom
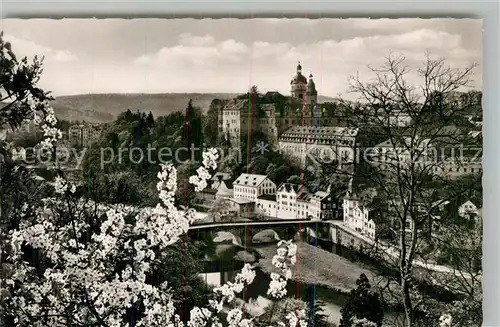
(255, 242, 379, 294)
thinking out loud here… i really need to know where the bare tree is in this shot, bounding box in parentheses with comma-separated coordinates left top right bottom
(315, 53, 480, 326)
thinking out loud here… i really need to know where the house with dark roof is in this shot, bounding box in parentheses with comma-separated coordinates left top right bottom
(211, 172, 233, 189)
(309, 191, 335, 220)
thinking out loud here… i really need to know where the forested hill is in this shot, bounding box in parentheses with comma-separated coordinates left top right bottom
(1, 93, 340, 123)
(49, 93, 239, 123)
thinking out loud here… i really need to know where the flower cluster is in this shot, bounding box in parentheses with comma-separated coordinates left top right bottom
(4, 142, 307, 327)
(4, 149, 217, 326)
(213, 263, 256, 304)
(268, 241, 298, 299)
(439, 314, 452, 327)
(53, 176, 76, 194)
(189, 148, 219, 192)
(351, 317, 378, 327)
(284, 310, 308, 327)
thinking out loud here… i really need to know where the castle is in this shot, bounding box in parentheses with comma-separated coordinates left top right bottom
(217, 62, 350, 148)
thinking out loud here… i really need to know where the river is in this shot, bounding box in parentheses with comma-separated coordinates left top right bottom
(200, 239, 398, 326)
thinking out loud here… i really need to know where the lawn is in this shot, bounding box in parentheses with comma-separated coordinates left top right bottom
(255, 242, 379, 294)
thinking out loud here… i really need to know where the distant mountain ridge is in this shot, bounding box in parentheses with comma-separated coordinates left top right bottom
(49, 93, 239, 123)
(3, 93, 339, 123)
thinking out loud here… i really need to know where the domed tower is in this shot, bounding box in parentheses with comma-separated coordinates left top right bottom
(290, 61, 307, 100)
(306, 73, 318, 107)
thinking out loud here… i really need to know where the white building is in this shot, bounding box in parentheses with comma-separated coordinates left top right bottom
(369, 137, 431, 169)
(219, 99, 244, 147)
(343, 196, 378, 239)
(69, 124, 102, 147)
(297, 193, 312, 219)
(278, 126, 358, 166)
(458, 200, 479, 219)
(256, 194, 278, 218)
(233, 173, 276, 201)
(276, 183, 309, 219)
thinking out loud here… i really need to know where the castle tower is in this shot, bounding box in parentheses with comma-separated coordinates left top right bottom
(290, 61, 307, 100)
(306, 73, 318, 107)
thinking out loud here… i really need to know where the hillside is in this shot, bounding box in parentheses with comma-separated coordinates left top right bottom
(49, 93, 240, 123)
(1, 93, 339, 124)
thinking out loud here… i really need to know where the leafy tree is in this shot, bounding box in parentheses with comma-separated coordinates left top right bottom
(89, 171, 156, 206)
(176, 160, 198, 207)
(120, 108, 133, 122)
(268, 165, 291, 186)
(304, 287, 333, 327)
(182, 99, 204, 163)
(146, 111, 155, 128)
(204, 98, 227, 147)
(340, 273, 384, 327)
(0, 32, 63, 325)
(248, 155, 268, 175)
(287, 175, 301, 185)
(155, 238, 214, 322)
(207, 198, 232, 223)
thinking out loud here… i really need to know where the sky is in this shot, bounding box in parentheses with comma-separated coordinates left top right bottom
(0, 18, 483, 99)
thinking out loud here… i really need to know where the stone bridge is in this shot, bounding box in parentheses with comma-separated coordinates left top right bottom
(188, 219, 323, 247)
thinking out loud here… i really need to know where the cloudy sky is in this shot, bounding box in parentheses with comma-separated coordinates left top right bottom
(0, 18, 483, 99)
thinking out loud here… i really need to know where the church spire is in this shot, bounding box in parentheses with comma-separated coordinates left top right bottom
(297, 61, 302, 73)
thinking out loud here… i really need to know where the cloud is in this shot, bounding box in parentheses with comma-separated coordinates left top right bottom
(178, 33, 215, 46)
(128, 27, 481, 97)
(3, 34, 78, 63)
(134, 34, 249, 67)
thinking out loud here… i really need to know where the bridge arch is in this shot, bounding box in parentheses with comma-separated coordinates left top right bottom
(213, 231, 243, 247)
(294, 227, 318, 241)
(252, 229, 281, 244)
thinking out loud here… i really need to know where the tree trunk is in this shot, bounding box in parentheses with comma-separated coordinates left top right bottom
(401, 275, 413, 326)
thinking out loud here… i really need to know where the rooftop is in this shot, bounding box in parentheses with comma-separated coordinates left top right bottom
(278, 183, 309, 195)
(211, 172, 232, 181)
(222, 98, 247, 111)
(281, 126, 359, 137)
(310, 191, 329, 201)
(233, 173, 268, 187)
(258, 194, 277, 202)
(231, 197, 255, 205)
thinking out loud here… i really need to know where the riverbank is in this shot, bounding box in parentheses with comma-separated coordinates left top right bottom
(255, 242, 379, 294)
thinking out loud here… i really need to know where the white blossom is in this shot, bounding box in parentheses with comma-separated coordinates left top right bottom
(439, 314, 453, 327)
(4, 125, 308, 327)
(267, 273, 287, 299)
(53, 176, 68, 194)
(227, 308, 243, 327)
(351, 317, 378, 327)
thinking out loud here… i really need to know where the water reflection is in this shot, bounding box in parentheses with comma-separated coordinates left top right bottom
(202, 243, 351, 325)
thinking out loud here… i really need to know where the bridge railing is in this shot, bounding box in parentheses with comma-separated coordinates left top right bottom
(189, 217, 316, 228)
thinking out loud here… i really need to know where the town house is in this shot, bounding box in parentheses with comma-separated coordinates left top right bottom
(276, 183, 309, 219)
(343, 195, 380, 240)
(233, 173, 276, 201)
